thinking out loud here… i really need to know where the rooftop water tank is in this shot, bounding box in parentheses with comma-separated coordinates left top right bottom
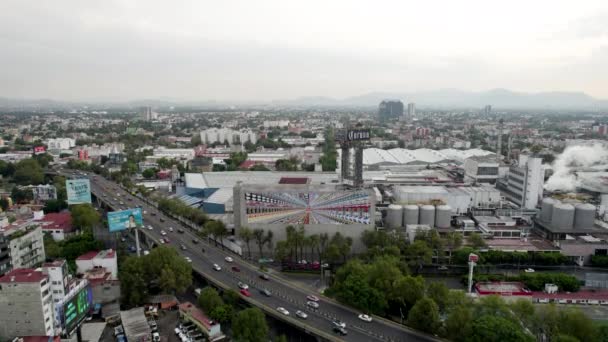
(435, 205, 452, 229)
(419, 205, 436, 227)
(386, 204, 403, 229)
(574, 203, 596, 230)
(551, 203, 575, 230)
(403, 205, 419, 225)
(540, 197, 558, 222)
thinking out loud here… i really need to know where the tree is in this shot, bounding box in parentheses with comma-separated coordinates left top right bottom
(468, 315, 534, 342)
(469, 232, 487, 248)
(444, 305, 473, 341)
(402, 240, 433, 269)
(13, 159, 44, 185)
(0, 197, 8, 211)
(275, 335, 288, 342)
(209, 304, 233, 323)
(238, 227, 254, 258)
(11, 186, 33, 204)
(264, 230, 274, 253)
(332, 262, 387, 315)
(70, 204, 100, 232)
(145, 246, 192, 294)
(407, 297, 440, 334)
(222, 289, 241, 308)
(43, 199, 68, 213)
(232, 308, 269, 342)
(198, 287, 224, 313)
(120, 257, 149, 307)
(253, 229, 266, 258)
(393, 275, 425, 309)
(426, 282, 449, 311)
(142, 168, 156, 179)
(511, 299, 536, 326)
(0, 160, 15, 177)
(557, 307, 597, 342)
(249, 164, 270, 171)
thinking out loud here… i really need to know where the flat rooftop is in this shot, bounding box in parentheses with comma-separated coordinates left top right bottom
(476, 281, 531, 296)
(535, 218, 608, 234)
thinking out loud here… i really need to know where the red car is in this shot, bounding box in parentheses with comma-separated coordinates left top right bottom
(163, 237, 170, 243)
(231, 266, 241, 272)
(239, 289, 251, 297)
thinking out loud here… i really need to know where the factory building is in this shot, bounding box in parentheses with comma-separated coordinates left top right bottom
(392, 185, 501, 214)
(497, 155, 543, 209)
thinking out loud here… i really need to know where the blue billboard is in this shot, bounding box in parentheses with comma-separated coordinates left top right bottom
(66, 179, 92, 205)
(107, 208, 143, 232)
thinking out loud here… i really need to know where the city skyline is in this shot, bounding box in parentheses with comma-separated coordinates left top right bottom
(0, 0, 607, 101)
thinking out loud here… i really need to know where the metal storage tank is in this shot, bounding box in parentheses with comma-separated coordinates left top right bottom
(551, 203, 575, 230)
(386, 204, 403, 228)
(540, 198, 558, 222)
(403, 205, 419, 225)
(435, 205, 452, 228)
(574, 203, 596, 230)
(419, 205, 436, 227)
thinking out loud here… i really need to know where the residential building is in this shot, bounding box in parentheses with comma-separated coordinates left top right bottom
(200, 128, 257, 145)
(1, 222, 45, 271)
(378, 100, 404, 122)
(178, 302, 224, 342)
(21, 185, 57, 203)
(263, 120, 289, 129)
(0, 268, 55, 339)
(498, 155, 543, 209)
(140, 106, 157, 121)
(37, 212, 75, 241)
(75, 249, 117, 277)
(464, 156, 500, 184)
(407, 103, 415, 120)
(41, 260, 69, 304)
(151, 148, 195, 161)
(82, 267, 120, 305)
(0, 234, 10, 276)
(483, 105, 492, 116)
(46, 138, 75, 150)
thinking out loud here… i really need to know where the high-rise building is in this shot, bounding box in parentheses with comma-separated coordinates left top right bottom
(483, 105, 492, 116)
(497, 155, 543, 209)
(407, 103, 416, 120)
(378, 100, 404, 122)
(0, 268, 55, 338)
(140, 106, 157, 121)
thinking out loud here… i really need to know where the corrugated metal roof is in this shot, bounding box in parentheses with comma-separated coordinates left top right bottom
(176, 194, 204, 207)
(359, 148, 493, 166)
(185, 173, 208, 189)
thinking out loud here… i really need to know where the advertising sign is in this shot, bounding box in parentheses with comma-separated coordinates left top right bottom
(62, 286, 93, 334)
(33, 146, 46, 155)
(107, 208, 143, 232)
(346, 129, 371, 141)
(66, 179, 92, 205)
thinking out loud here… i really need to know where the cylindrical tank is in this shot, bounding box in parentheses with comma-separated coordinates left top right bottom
(419, 205, 435, 227)
(540, 198, 558, 222)
(386, 204, 403, 228)
(435, 205, 452, 228)
(403, 205, 419, 225)
(574, 203, 596, 230)
(551, 203, 575, 230)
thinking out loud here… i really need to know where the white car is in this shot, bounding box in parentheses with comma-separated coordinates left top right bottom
(184, 257, 192, 263)
(148, 225, 153, 230)
(276, 307, 290, 316)
(306, 295, 319, 302)
(295, 310, 308, 319)
(168, 227, 174, 232)
(212, 264, 222, 271)
(358, 314, 373, 322)
(160, 230, 167, 236)
(158, 239, 165, 244)
(307, 301, 319, 309)
(225, 256, 234, 263)
(525, 268, 535, 273)
(238, 282, 249, 290)
(332, 320, 346, 329)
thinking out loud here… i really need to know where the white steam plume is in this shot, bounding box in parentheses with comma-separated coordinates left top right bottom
(544, 143, 608, 192)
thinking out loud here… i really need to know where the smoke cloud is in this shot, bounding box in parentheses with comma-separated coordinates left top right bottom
(544, 143, 608, 192)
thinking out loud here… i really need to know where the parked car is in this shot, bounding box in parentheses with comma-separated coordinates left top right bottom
(525, 268, 535, 273)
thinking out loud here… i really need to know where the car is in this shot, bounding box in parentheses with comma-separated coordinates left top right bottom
(151, 212, 157, 216)
(260, 288, 272, 297)
(307, 295, 319, 302)
(231, 266, 241, 272)
(120, 237, 126, 242)
(148, 225, 153, 230)
(163, 237, 170, 243)
(168, 227, 173, 232)
(333, 326, 347, 336)
(295, 310, 308, 319)
(438, 265, 449, 271)
(307, 301, 319, 309)
(114, 326, 124, 337)
(184, 257, 192, 263)
(143, 250, 150, 256)
(127, 197, 132, 201)
(525, 268, 535, 273)
(178, 228, 185, 233)
(160, 218, 165, 222)
(239, 289, 251, 297)
(332, 320, 346, 329)
(192, 238, 199, 244)
(158, 239, 165, 244)
(259, 273, 270, 280)
(276, 307, 289, 316)
(237, 282, 249, 290)
(180, 244, 187, 251)
(212, 264, 221, 271)
(174, 327, 181, 335)
(160, 230, 167, 236)
(152, 332, 160, 342)
(119, 201, 124, 205)
(143, 210, 148, 215)
(225, 256, 233, 263)
(358, 314, 373, 322)
(116, 334, 127, 342)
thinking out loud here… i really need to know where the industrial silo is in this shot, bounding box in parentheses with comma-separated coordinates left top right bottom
(419, 205, 436, 227)
(386, 204, 403, 229)
(435, 205, 452, 228)
(403, 205, 419, 225)
(551, 203, 575, 230)
(574, 203, 596, 230)
(540, 198, 558, 222)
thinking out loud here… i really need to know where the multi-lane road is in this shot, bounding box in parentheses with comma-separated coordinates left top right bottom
(59, 169, 437, 342)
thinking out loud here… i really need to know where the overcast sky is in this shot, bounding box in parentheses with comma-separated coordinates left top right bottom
(0, 0, 607, 101)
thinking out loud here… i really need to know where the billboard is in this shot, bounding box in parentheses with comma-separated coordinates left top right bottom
(107, 208, 143, 232)
(335, 129, 371, 142)
(66, 179, 92, 205)
(62, 285, 93, 334)
(33, 146, 46, 155)
(244, 190, 372, 225)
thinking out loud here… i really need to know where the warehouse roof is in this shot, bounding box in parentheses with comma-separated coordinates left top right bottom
(357, 148, 494, 166)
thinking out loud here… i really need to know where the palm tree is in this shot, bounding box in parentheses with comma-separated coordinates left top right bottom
(264, 230, 274, 254)
(297, 226, 305, 262)
(253, 229, 265, 258)
(319, 233, 329, 259)
(309, 234, 320, 261)
(238, 227, 254, 259)
(214, 221, 229, 251)
(285, 225, 296, 261)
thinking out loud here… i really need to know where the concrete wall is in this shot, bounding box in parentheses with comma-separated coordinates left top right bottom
(91, 281, 121, 305)
(0, 279, 54, 339)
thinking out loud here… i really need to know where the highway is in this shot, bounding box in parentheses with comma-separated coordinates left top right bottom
(59, 169, 437, 342)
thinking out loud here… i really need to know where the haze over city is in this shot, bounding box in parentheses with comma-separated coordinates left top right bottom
(1, 0, 607, 102)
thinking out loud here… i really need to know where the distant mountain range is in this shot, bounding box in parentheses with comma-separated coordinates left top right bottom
(1, 88, 607, 110)
(272, 89, 608, 109)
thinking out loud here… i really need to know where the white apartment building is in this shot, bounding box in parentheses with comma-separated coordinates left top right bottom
(41, 260, 69, 305)
(2, 223, 46, 270)
(200, 128, 257, 145)
(46, 138, 75, 150)
(263, 120, 290, 129)
(0, 268, 55, 339)
(76, 249, 118, 278)
(152, 148, 195, 161)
